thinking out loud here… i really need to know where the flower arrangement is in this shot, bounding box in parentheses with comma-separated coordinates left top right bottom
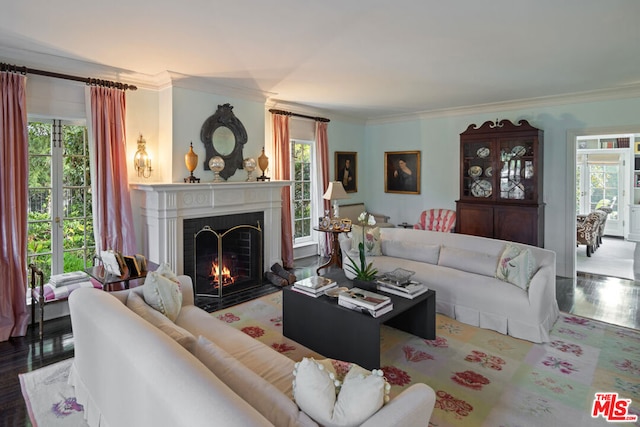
(345, 211, 378, 281)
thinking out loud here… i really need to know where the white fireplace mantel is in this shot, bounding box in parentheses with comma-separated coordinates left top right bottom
(130, 181, 292, 275)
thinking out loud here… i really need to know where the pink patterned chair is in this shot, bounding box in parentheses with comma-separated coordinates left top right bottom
(413, 209, 457, 233)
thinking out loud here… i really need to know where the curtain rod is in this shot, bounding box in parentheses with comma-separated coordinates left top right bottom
(0, 62, 138, 91)
(269, 108, 330, 123)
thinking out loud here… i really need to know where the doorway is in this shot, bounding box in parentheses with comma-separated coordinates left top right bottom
(574, 133, 637, 280)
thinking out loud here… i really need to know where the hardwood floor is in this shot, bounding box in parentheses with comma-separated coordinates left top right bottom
(1, 259, 638, 426)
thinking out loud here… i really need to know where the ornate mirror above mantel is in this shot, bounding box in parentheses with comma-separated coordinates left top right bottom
(200, 103, 248, 180)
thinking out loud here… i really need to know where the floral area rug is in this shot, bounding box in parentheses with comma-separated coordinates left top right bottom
(213, 291, 640, 427)
(19, 358, 88, 427)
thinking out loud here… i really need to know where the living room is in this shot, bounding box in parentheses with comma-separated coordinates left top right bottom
(2, 2, 640, 426)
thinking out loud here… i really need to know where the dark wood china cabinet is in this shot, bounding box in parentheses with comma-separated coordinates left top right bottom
(456, 119, 544, 247)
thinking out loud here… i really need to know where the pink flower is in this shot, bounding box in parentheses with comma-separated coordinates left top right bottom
(424, 336, 449, 348)
(402, 345, 434, 362)
(451, 370, 490, 390)
(435, 390, 473, 418)
(542, 356, 577, 375)
(464, 350, 505, 371)
(271, 342, 296, 353)
(216, 313, 240, 323)
(382, 365, 411, 386)
(241, 326, 264, 338)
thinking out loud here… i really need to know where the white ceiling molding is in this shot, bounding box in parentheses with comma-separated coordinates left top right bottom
(368, 83, 640, 126)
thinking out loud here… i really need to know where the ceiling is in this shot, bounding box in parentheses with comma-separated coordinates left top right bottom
(1, 1, 640, 120)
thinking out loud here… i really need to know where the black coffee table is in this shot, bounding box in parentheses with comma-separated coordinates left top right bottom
(282, 275, 436, 369)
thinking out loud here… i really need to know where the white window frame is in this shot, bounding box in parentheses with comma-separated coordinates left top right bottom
(290, 139, 320, 246)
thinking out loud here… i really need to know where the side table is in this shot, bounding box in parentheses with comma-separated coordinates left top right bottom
(85, 260, 159, 291)
(314, 227, 348, 275)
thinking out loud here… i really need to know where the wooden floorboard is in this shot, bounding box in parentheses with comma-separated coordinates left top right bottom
(1, 257, 637, 426)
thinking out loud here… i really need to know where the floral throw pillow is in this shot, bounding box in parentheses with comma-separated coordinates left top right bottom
(496, 243, 537, 291)
(351, 225, 382, 256)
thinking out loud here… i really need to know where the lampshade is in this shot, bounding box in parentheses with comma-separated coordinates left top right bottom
(323, 181, 350, 218)
(323, 181, 349, 201)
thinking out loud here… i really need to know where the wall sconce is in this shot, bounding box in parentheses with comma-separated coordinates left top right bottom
(134, 134, 152, 178)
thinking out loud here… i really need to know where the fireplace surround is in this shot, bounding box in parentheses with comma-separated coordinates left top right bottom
(130, 182, 292, 286)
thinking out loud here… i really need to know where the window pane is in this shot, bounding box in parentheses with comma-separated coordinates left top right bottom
(64, 125, 87, 156)
(28, 123, 51, 155)
(28, 220, 52, 255)
(63, 156, 88, 186)
(28, 188, 51, 215)
(63, 188, 85, 218)
(303, 163, 311, 181)
(302, 182, 310, 200)
(29, 156, 51, 187)
(294, 162, 302, 181)
(294, 219, 303, 239)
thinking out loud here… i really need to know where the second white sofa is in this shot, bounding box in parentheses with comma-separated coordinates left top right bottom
(340, 227, 559, 343)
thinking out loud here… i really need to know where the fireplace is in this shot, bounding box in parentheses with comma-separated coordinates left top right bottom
(184, 212, 263, 298)
(129, 182, 292, 291)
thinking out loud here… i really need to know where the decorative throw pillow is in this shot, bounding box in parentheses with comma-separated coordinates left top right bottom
(351, 225, 382, 256)
(143, 271, 182, 321)
(126, 291, 196, 352)
(292, 357, 390, 427)
(155, 262, 180, 285)
(496, 243, 537, 291)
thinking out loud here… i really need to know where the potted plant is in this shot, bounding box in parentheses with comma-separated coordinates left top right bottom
(345, 212, 378, 290)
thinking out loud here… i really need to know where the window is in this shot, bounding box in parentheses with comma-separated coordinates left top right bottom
(27, 119, 95, 281)
(291, 140, 315, 244)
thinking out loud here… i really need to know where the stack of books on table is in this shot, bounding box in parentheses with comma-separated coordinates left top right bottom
(292, 276, 337, 297)
(49, 271, 91, 288)
(376, 276, 429, 299)
(337, 287, 393, 318)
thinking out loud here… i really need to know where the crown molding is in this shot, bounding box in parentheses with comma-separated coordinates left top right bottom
(159, 71, 273, 103)
(367, 84, 640, 125)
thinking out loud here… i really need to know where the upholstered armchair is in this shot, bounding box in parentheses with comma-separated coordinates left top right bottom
(414, 209, 456, 232)
(595, 208, 612, 246)
(576, 212, 601, 257)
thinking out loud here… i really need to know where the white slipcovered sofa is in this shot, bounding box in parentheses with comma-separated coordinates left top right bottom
(68, 276, 436, 427)
(340, 228, 559, 343)
(339, 203, 394, 228)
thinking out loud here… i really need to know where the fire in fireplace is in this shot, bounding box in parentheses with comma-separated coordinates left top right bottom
(183, 212, 264, 298)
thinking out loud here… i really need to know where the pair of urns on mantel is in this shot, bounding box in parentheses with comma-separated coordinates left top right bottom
(456, 119, 544, 247)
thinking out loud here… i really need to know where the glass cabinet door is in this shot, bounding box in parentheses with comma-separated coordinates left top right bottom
(461, 140, 494, 199)
(497, 137, 536, 202)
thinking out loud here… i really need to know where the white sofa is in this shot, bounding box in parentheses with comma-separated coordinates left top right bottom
(339, 203, 394, 228)
(340, 228, 559, 343)
(68, 276, 436, 427)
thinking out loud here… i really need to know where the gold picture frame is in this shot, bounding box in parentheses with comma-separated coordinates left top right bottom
(384, 151, 421, 194)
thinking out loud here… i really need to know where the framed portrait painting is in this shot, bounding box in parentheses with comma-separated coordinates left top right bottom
(384, 151, 420, 194)
(335, 151, 357, 193)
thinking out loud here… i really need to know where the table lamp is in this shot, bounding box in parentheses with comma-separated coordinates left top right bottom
(323, 181, 350, 218)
